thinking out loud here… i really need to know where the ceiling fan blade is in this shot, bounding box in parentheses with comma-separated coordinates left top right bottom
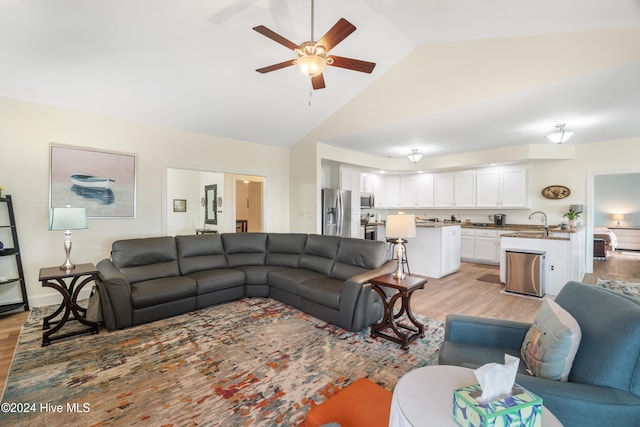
(316, 18, 356, 52)
(312, 74, 326, 90)
(253, 25, 299, 51)
(256, 59, 295, 73)
(328, 55, 376, 73)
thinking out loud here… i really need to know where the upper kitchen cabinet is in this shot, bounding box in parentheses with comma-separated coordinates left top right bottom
(435, 172, 476, 208)
(385, 175, 401, 208)
(399, 175, 417, 208)
(476, 166, 529, 208)
(416, 174, 435, 208)
(360, 173, 375, 194)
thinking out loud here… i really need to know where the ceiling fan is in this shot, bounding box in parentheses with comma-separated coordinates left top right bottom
(253, 0, 376, 90)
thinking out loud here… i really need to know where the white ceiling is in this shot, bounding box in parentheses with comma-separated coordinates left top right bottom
(1, 0, 639, 158)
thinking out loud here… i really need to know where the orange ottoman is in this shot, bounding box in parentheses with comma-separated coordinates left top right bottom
(304, 378, 393, 427)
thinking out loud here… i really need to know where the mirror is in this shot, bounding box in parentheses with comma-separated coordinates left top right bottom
(205, 184, 217, 225)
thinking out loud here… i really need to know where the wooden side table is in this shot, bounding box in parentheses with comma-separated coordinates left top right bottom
(39, 263, 99, 346)
(370, 273, 427, 350)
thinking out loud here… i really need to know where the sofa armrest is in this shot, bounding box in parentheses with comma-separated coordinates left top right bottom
(344, 260, 397, 286)
(515, 373, 640, 426)
(339, 260, 397, 331)
(444, 314, 531, 350)
(96, 258, 133, 330)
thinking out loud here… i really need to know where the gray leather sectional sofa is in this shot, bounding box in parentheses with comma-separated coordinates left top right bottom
(96, 232, 396, 331)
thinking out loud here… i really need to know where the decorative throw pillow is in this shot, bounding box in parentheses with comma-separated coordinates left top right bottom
(520, 298, 582, 381)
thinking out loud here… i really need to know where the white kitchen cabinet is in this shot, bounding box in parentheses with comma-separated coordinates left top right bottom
(339, 166, 361, 215)
(435, 172, 475, 208)
(399, 175, 417, 208)
(460, 229, 476, 261)
(416, 174, 435, 207)
(460, 227, 511, 264)
(476, 167, 529, 208)
(360, 173, 374, 194)
(385, 176, 401, 208)
(475, 236, 498, 263)
(407, 225, 461, 278)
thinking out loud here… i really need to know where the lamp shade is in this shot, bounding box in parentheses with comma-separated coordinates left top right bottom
(49, 207, 88, 231)
(386, 214, 416, 239)
(613, 214, 624, 220)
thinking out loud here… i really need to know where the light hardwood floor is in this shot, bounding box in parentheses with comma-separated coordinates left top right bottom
(1, 250, 638, 394)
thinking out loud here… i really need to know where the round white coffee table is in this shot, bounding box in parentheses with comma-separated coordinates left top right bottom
(389, 365, 562, 427)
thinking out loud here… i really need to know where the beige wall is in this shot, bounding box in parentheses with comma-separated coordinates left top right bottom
(0, 97, 290, 307)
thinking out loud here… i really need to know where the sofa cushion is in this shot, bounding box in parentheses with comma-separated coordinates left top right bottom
(130, 276, 197, 309)
(185, 269, 246, 294)
(176, 234, 228, 274)
(222, 233, 268, 267)
(299, 235, 341, 276)
(266, 233, 307, 267)
(331, 238, 388, 280)
(298, 277, 343, 310)
(112, 237, 181, 284)
(268, 268, 326, 295)
(554, 282, 640, 395)
(237, 265, 281, 285)
(521, 298, 582, 381)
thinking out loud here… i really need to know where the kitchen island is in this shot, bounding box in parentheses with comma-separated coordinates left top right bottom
(384, 222, 461, 279)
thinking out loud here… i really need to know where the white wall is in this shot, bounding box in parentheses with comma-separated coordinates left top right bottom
(0, 96, 289, 308)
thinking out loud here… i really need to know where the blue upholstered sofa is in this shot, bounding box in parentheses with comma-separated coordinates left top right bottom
(438, 281, 640, 427)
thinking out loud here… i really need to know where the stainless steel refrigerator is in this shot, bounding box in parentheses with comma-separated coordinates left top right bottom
(322, 188, 352, 237)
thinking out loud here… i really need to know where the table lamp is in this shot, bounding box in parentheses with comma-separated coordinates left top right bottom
(613, 213, 624, 227)
(49, 206, 88, 270)
(386, 214, 416, 280)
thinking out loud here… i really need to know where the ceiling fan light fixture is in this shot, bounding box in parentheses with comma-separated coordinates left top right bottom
(408, 149, 423, 163)
(296, 54, 326, 76)
(546, 123, 574, 144)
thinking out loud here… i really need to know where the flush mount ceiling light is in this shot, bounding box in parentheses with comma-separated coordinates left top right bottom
(408, 149, 423, 163)
(546, 123, 574, 144)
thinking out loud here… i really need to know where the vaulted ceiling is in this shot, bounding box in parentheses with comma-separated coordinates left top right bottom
(1, 0, 639, 159)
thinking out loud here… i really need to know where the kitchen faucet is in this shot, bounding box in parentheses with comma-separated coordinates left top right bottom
(528, 211, 549, 236)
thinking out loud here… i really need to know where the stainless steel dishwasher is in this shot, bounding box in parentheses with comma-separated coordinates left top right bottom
(505, 250, 545, 297)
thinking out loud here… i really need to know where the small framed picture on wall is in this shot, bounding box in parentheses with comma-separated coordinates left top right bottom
(173, 199, 187, 212)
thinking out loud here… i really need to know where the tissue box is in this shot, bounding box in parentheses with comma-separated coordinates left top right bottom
(453, 383, 542, 427)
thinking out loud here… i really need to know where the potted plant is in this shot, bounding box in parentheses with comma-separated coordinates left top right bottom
(563, 208, 582, 228)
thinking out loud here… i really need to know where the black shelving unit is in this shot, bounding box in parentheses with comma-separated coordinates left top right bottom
(0, 195, 29, 313)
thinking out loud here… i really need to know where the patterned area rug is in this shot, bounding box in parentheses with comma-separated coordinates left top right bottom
(2, 298, 444, 426)
(597, 278, 640, 299)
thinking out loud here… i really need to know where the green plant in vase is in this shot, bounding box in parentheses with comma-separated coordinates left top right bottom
(562, 208, 582, 228)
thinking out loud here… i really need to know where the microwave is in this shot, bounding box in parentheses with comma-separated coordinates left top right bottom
(360, 193, 375, 209)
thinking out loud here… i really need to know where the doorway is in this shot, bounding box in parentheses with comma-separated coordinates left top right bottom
(235, 177, 264, 232)
(163, 166, 266, 236)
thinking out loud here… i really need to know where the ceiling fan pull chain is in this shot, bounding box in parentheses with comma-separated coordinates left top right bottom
(308, 88, 313, 106)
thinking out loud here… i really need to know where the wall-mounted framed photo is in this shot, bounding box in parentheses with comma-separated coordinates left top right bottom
(50, 143, 137, 218)
(173, 199, 187, 212)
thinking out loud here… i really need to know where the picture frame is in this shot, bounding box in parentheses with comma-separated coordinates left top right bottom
(50, 144, 137, 218)
(173, 199, 187, 212)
